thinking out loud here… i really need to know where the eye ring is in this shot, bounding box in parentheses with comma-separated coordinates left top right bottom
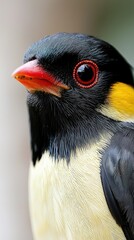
(73, 60, 99, 88)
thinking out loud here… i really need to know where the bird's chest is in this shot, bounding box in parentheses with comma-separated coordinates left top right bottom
(29, 137, 125, 240)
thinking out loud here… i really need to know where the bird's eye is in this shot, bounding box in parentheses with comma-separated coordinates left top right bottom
(73, 60, 99, 88)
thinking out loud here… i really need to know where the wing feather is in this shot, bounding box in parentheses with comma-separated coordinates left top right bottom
(101, 128, 134, 240)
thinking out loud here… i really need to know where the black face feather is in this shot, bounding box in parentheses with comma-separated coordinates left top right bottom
(24, 33, 133, 165)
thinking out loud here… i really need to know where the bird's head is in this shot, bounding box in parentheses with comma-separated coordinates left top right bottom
(12, 33, 134, 164)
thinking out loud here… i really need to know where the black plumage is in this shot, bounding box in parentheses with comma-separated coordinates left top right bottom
(13, 33, 134, 240)
(101, 126, 134, 240)
(24, 33, 133, 165)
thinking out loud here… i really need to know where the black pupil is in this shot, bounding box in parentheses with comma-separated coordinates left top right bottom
(77, 64, 94, 82)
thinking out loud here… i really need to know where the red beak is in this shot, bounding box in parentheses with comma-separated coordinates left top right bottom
(12, 59, 69, 97)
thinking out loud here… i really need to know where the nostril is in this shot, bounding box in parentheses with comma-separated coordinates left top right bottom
(24, 55, 37, 64)
(29, 56, 37, 61)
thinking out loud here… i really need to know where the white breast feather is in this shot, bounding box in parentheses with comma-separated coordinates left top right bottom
(29, 133, 126, 240)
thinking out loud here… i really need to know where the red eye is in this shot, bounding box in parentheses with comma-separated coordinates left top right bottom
(73, 60, 99, 88)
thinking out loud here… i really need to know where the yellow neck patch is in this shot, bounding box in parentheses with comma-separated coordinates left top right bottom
(98, 82, 134, 121)
(108, 82, 134, 115)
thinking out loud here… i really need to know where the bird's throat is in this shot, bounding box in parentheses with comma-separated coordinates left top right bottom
(28, 97, 118, 166)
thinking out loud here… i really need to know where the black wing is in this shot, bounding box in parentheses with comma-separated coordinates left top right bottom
(101, 127, 134, 240)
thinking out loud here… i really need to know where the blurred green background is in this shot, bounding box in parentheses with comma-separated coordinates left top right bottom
(0, 0, 134, 239)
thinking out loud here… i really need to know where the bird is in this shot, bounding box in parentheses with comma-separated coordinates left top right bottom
(12, 33, 134, 240)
